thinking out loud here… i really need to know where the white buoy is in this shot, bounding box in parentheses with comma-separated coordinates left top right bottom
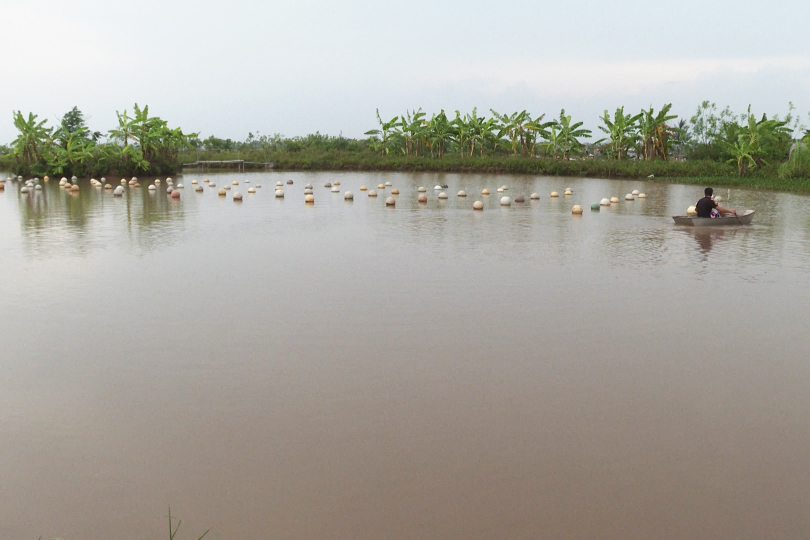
(244, 180, 249, 184)
(418, 193, 427, 203)
(155, 179, 161, 185)
(564, 189, 573, 196)
(305, 194, 315, 203)
(331, 186, 339, 193)
(686, 205, 697, 215)
(277, 181, 283, 187)
(385, 196, 396, 206)
(275, 189, 285, 197)
(572, 204, 583, 214)
(204, 178, 209, 183)
(500, 196, 511, 206)
(70, 184, 79, 192)
(530, 193, 540, 200)
(482, 188, 490, 195)
(638, 193, 647, 198)
(35, 185, 42, 190)
(304, 183, 313, 189)
(551, 191, 559, 197)
(105, 183, 113, 190)
(368, 190, 377, 197)
(232, 180, 238, 185)
(384, 181, 392, 187)
(177, 183, 184, 189)
(233, 192, 243, 201)
(378, 183, 385, 189)
(360, 185, 368, 191)
(473, 200, 484, 210)
(218, 188, 226, 196)
(224, 185, 231, 190)
(191, 179, 198, 184)
(438, 192, 448, 199)
(21, 186, 29, 194)
(714, 195, 723, 202)
(148, 185, 156, 191)
(344, 191, 354, 200)
(632, 189, 639, 196)
(501, 185, 508, 190)
(418, 186, 426, 192)
(196, 185, 204, 192)
(166, 187, 173, 193)
(434, 185, 442, 190)
(625, 194, 634, 200)
(610, 196, 619, 203)
(391, 188, 400, 195)
(457, 190, 467, 197)
(600, 198, 610, 206)
(248, 187, 256, 193)
(304, 188, 313, 194)
(334, 180, 341, 186)
(497, 187, 504, 193)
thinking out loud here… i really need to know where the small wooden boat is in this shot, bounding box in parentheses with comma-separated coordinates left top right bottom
(672, 209, 755, 226)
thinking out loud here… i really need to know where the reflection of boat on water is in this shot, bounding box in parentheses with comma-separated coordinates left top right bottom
(693, 228, 725, 253)
(672, 209, 755, 226)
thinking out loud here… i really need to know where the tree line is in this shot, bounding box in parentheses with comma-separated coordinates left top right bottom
(4, 102, 810, 178)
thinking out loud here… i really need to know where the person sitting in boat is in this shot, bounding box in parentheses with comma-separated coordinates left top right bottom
(696, 187, 736, 218)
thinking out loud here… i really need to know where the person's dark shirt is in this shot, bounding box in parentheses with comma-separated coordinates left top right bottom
(695, 196, 716, 218)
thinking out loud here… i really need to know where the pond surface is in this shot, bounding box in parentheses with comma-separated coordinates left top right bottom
(2, 171, 810, 540)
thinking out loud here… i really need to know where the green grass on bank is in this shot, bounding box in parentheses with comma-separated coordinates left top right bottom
(177, 150, 810, 192)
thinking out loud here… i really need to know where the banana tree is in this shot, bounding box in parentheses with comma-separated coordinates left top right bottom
(638, 104, 679, 160)
(597, 107, 641, 159)
(525, 114, 551, 157)
(400, 109, 426, 156)
(554, 109, 591, 159)
(364, 109, 401, 156)
(723, 135, 757, 175)
(426, 111, 452, 158)
(11, 111, 52, 168)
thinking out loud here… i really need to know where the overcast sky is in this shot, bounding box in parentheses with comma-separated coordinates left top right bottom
(3, 0, 810, 143)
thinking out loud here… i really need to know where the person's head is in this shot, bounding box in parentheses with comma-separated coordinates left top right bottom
(704, 187, 713, 197)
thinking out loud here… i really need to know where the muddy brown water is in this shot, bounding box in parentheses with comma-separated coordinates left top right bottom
(1, 172, 810, 539)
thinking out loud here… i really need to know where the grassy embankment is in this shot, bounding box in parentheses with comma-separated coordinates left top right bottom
(177, 150, 810, 192)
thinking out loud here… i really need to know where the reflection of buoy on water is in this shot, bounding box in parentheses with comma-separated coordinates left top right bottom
(686, 205, 697, 215)
(418, 194, 427, 203)
(625, 194, 634, 200)
(458, 190, 466, 197)
(473, 200, 484, 210)
(500, 196, 511, 206)
(610, 196, 619, 203)
(572, 205, 583, 214)
(530, 193, 539, 199)
(344, 191, 354, 200)
(386, 196, 396, 206)
(368, 190, 377, 197)
(600, 198, 610, 206)
(305, 194, 315, 203)
(233, 192, 243, 201)
(360, 185, 368, 191)
(551, 191, 559, 197)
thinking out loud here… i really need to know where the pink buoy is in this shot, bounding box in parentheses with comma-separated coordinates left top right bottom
(171, 190, 181, 198)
